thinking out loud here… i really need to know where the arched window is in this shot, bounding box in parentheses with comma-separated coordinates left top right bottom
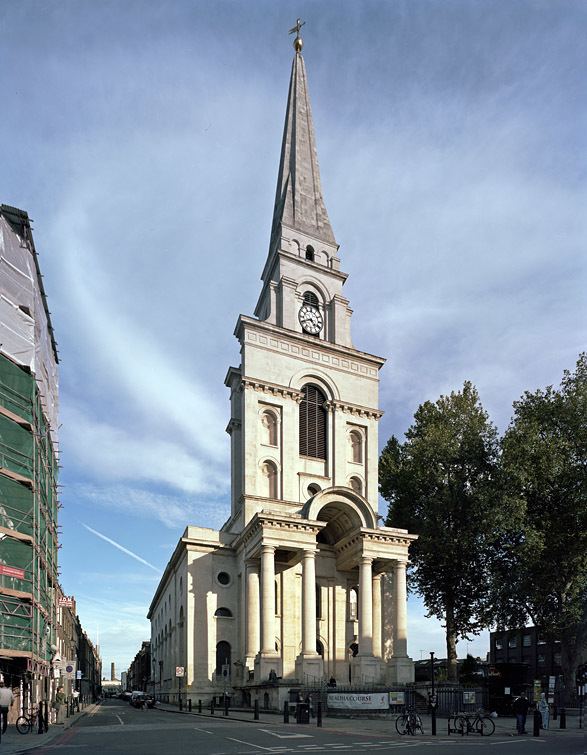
(316, 640, 324, 657)
(349, 430, 363, 463)
(214, 607, 233, 617)
(307, 483, 321, 497)
(261, 410, 278, 446)
(349, 476, 362, 494)
(349, 587, 358, 621)
(303, 290, 319, 307)
(215, 641, 231, 677)
(261, 460, 278, 498)
(305, 245, 315, 262)
(299, 384, 327, 459)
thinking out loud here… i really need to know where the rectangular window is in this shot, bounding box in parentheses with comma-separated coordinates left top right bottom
(508, 637, 517, 649)
(495, 639, 503, 650)
(523, 635, 532, 647)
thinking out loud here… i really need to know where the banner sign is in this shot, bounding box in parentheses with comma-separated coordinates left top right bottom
(0, 565, 25, 579)
(389, 691, 405, 705)
(328, 692, 388, 710)
(58, 596, 75, 607)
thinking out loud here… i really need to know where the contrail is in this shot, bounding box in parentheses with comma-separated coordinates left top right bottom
(81, 523, 160, 573)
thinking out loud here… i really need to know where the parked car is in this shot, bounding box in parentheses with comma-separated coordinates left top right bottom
(130, 691, 147, 708)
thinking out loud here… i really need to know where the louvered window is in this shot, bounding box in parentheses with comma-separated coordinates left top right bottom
(299, 384, 327, 459)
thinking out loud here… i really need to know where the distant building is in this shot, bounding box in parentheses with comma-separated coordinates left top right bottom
(128, 642, 151, 692)
(489, 627, 562, 686)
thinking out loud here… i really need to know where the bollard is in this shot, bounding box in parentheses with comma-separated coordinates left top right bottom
(533, 709, 541, 736)
(317, 700, 322, 728)
(210, 699, 215, 716)
(559, 708, 566, 729)
(188, 698, 192, 712)
(224, 697, 229, 717)
(254, 699, 259, 721)
(198, 699, 202, 714)
(284, 701, 289, 724)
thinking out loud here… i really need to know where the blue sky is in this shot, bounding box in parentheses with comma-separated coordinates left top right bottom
(1, 1, 585, 673)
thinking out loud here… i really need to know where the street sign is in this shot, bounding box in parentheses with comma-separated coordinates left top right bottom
(76, 670, 82, 679)
(175, 667, 185, 677)
(64, 661, 76, 679)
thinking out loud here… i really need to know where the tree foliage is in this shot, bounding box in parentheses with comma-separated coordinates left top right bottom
(380, 382, 508, 681)
(494, 354, 587, 699)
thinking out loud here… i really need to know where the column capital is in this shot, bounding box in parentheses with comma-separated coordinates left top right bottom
(302, 548, 317, 559)
(360, 556, 373, 566)
(261, 544, 276, 555)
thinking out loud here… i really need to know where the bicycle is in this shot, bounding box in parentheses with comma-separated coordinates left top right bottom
(16, 706, 39, 734)
(455, 709, 495, 736)
(395, 707, 424, 735)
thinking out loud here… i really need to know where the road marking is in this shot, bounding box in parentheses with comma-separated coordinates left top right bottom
(115, 714, 124, 725)
(258, 729, 313, 739)
(227, 737, 274, 750)
(194, 726, 215, 734)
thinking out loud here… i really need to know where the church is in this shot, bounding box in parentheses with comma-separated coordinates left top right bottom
(147, 27, 417, 707)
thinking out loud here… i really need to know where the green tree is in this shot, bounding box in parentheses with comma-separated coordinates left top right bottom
(495, 355, 587, 701)
(380, 382, 508, 682)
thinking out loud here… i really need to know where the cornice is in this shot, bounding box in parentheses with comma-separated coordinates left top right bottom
(326, 399, 384, 421)
(241, 376, 303, 402)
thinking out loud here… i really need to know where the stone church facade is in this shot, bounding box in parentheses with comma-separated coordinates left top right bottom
(148, 32, 416, 706)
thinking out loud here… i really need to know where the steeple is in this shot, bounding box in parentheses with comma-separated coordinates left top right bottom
(270, 26, 337, 248)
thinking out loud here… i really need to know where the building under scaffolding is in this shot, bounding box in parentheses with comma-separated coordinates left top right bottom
(0, 204, 60, 705)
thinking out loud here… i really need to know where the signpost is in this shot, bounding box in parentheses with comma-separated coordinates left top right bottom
(176, 666, 184, 710)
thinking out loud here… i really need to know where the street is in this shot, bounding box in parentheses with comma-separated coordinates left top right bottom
(6, 699, 581, 755)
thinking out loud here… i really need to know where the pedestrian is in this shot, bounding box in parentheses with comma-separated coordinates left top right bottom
(0, 680, 14, 734)
(53, 686, 67, 724)
(537, 693, 550, 730)
(72, 688, 80, 712)
(512, 692, 530, 735)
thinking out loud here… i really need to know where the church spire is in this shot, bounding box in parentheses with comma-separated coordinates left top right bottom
(270, 23, 337, 248)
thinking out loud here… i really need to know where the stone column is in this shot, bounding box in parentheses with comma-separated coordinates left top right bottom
(260, 545, 276, 654)
(245, 561, 260, 659)
(393, 560, 408, 656)
(302, 550, 317, 655)
(358, 557, 373, 656)
(372, 574, 382, 658)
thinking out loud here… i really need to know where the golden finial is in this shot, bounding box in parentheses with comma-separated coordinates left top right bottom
(289, 18, 305, 52)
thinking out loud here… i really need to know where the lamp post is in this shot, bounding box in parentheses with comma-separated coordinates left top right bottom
(430, 651, 437, 736)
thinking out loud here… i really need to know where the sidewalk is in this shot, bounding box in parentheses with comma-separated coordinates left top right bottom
(0, 702, 100, 754)
(154, 701, 582, 741)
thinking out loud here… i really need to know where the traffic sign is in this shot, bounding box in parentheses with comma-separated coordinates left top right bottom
(175, 666, 185, 677)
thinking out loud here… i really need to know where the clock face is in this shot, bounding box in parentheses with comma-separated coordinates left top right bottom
(299, 304, 323, 334)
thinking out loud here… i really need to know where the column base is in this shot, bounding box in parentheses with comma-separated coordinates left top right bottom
(294, 654, 323, 685)
(254, 653, 282, 683)
(351, 656, 383, 684)
(386, 656, 415, 684)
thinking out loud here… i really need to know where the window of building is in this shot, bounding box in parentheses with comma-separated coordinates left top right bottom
(523, 634, 531, 647)
(508, 637, 517, 649)
(495, 639, 503, 651)
(305, 245, 315, 262)
(217, 572, 231, 586)
(215, 641, 231, 676)
(299, 384, 327, 459)
(554, 652, 561, 666)
(214, 607, 233, 617)
(537, 636, 546, 645)
(538, 654, 545, 665)
(349, 476, 362, 494)
(349, 430, 363, 464)
(348, 587, 358, 621)
(316, 583, 322, 620)
(307, 483, 321, 497)
(303, 290, 319, 307)
(261, 410, 278, 446)
(261, 460, 278, 498)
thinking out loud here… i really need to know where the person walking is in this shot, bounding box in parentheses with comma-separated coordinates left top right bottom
(538, 693, 550, 729)
(53, 686, 67, 724)
(512, 692, 530, 735)
(0, 680, 14, 734)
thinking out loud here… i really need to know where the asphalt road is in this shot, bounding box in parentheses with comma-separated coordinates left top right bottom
(19, 699, 584, 755)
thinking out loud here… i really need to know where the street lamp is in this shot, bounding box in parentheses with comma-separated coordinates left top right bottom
(430, 651, 437, 736)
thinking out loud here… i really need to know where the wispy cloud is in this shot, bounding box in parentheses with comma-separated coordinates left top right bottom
(81, 523, 160, 573)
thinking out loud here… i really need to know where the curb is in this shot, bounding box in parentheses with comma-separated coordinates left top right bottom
(0, 703, 100, 754)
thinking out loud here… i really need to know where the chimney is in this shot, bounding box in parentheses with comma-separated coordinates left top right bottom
(111, 662, 115, 681)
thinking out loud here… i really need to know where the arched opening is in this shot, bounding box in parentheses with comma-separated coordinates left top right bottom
(216, 641, 231, 677)
(299, 384, 327, 460)
(305, 245, 315, 262)
(315, 501, 363, 545)
(261, 460, 278, 498)
(316, 582, 322, 619)
(316, 639, 325, 657)
(261, 410, 278, 446)
(349, 587, 358, 621)
(307, 483, 321, 497)
(303, 290, 319, 307)
(349, 476, 362, 495)
(349, 430, 363, 463)
(214, 607, 233, 617)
